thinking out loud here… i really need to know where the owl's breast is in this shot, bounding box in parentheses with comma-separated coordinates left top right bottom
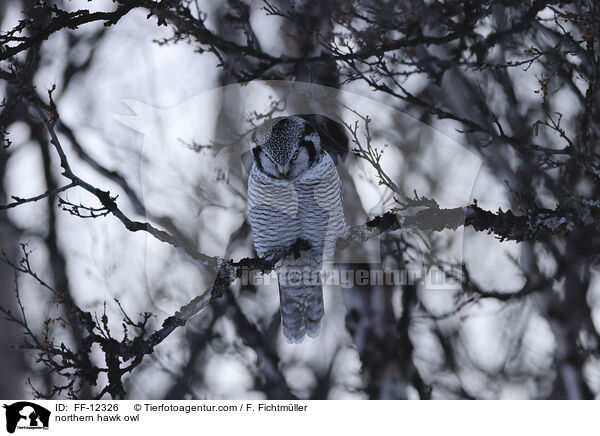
(247, 156, 346, 258)
(247, 165, 301, 257)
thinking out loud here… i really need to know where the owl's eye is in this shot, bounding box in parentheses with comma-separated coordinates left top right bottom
(291, 152, 299, 161)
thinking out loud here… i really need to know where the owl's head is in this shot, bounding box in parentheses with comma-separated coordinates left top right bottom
(250, 116, 321, 179)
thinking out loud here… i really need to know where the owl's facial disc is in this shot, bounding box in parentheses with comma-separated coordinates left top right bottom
(252, 116, 323, 180)
(285, 144, 314, 179)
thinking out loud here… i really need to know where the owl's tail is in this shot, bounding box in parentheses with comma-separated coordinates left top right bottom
(278, 281, 324, 344)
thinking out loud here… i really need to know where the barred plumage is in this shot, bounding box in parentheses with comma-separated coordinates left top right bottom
(247, 116, 346, 343)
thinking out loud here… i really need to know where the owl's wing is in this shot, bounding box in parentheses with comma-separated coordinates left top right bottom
(301, 153, 347, 259)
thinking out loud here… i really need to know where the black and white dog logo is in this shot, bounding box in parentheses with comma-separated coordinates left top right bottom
(3, 402, 50, 433)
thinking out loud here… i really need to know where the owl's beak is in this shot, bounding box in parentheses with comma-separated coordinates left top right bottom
(278, 165, 288, 177)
